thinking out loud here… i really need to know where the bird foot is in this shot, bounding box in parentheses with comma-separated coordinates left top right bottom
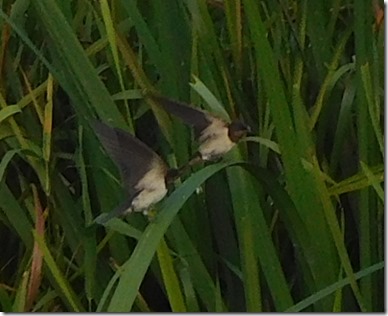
(144, 209, 157, 221)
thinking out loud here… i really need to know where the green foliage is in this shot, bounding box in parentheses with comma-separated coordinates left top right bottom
(0, 0, 384, 312)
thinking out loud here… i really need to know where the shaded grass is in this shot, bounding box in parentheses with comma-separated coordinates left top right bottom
(0, 0, 384, 312)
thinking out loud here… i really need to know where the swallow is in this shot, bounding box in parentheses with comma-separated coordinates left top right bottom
(147, 94, 250, 166)
(92, 121, 179, 224)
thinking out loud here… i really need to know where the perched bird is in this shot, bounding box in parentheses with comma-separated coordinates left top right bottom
(147, 94, 250, 166)
(92, 121, 179, 224)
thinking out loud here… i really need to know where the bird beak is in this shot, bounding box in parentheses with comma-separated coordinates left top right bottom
(245, 125, 253, 136)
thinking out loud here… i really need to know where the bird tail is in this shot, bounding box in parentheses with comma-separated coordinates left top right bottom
(94, 197, 134, 225)
(176, 153, 203, 176)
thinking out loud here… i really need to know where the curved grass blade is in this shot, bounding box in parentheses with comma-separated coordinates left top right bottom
(156, 238, 186, 312)
(285, 261, 384, 312)
(32, 233, 84, 312)
(0, 105, 21, 123)
(190, 76, 230, 121)
(101, 161, 243, 312)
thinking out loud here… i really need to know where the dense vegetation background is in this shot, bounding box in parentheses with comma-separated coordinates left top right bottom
(0, 0, 384, 312)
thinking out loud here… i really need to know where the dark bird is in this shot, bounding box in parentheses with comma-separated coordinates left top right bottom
(147, 94, 250, 166)
(92, 121, 179, 224)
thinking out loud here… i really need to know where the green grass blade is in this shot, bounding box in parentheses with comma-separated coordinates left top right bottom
(32, 232, 84, 312)
(285, 262, 384, 312)
(104, 162, 243, 312)
(0, 183, 33, 249)
(156, 238, 187, 312)
(31, 0, 125, 124)
(0, 105, 21, 123)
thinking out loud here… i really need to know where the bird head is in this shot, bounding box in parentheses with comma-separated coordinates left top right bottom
(228, 120, 251, 142)
(165, 168, 181, 184)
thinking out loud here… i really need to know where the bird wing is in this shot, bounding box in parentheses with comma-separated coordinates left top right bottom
(94, 195, 135, 224)
(92, 121, 166, 193)
(149, 95, 215, 137)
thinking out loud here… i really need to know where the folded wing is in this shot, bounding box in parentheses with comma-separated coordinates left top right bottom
(92, 121, 166, 194)
(148, 94, 214, 137)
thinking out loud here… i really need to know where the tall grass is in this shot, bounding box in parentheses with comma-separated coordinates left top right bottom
(0, 0, 384, 312)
